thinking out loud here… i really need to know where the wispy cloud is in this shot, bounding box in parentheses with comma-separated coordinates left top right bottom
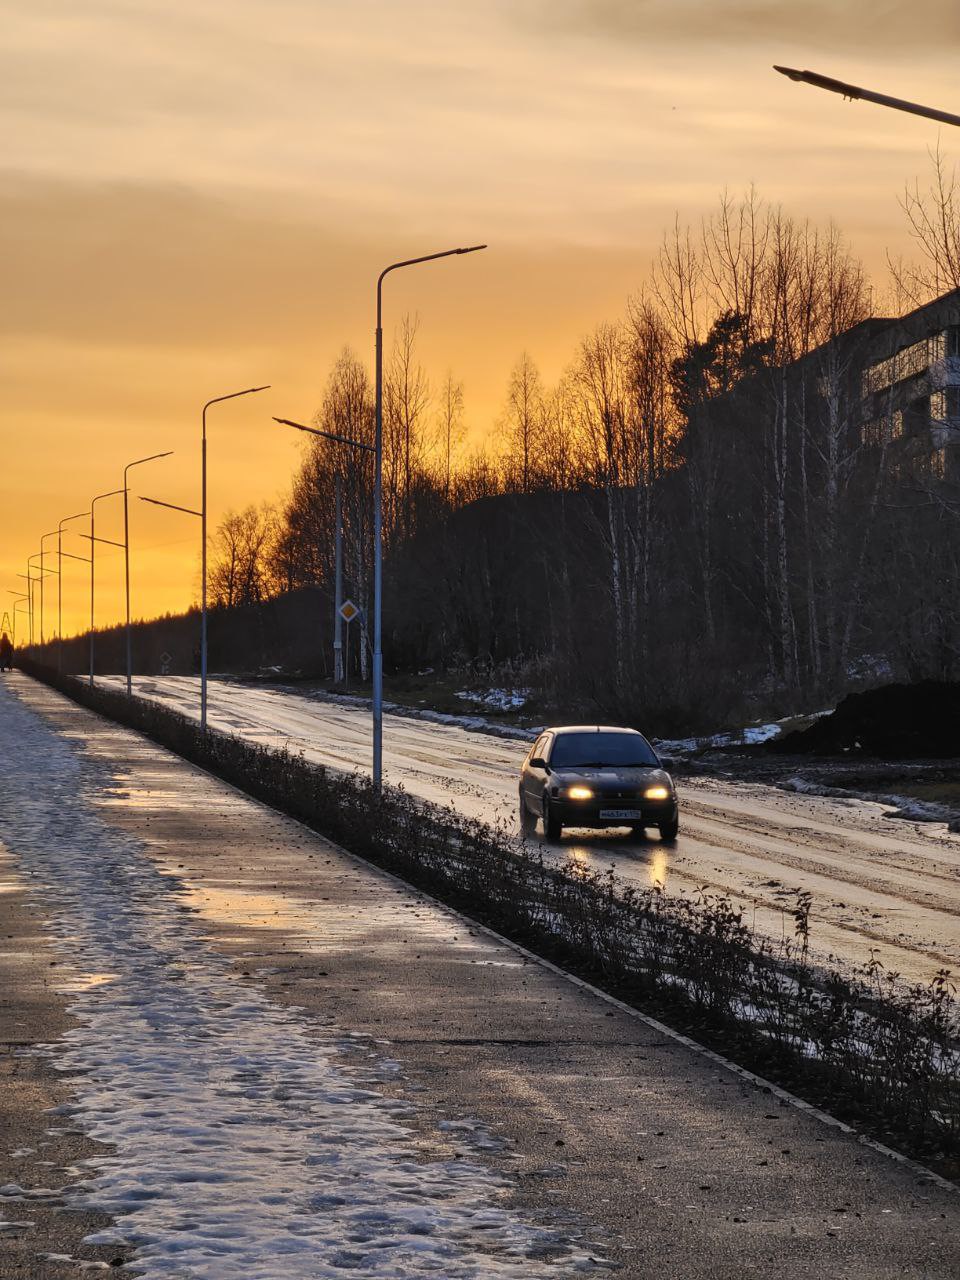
(544, 0, 960, 50)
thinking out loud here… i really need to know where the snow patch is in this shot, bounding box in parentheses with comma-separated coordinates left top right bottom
(779, 775, 957, 825)
(455, 689, 530, 713)
(657, 722, 781, 754)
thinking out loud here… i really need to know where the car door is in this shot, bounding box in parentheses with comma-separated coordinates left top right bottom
(523, 733, 551, 811)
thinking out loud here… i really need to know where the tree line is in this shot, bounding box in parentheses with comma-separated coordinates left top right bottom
(209, 181, 960, 732)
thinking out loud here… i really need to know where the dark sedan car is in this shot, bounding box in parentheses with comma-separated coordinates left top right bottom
(519, 725, 679, 841)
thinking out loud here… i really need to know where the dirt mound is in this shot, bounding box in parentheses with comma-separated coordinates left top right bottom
(771, 680, 960, 759)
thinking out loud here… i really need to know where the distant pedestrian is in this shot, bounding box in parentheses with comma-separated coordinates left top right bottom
(0, 632, 12, 672)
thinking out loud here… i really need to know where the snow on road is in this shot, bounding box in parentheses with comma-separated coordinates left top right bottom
(104, 675, 960, 986)
(0, 681, 602, 1277)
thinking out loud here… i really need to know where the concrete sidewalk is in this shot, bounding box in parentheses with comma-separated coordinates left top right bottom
(1, 673, 957, 1279)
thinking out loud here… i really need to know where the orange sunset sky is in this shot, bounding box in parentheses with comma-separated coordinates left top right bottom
(2, 1, 959, 639)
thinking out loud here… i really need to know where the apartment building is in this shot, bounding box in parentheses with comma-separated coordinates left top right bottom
(859, 287, 960, 477)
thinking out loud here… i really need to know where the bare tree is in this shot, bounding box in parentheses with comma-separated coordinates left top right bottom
(502, 353, 545, 493)
(654, 213, 704, 350)
(572, 323, 632, 687)
(890, 144, 960, 306)
(540, 376, 579, 491)
(435, 371, 465, 499)
(384, 315, 431, 540)
(702, 187, 769, 342)
(210, 504, 278, 608)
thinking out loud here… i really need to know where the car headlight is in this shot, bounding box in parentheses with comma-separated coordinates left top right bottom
(566, 785, 594, 801)
(644, 785, 671, 801)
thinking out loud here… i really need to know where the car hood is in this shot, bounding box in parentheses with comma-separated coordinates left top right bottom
(551, 766, 671, 788)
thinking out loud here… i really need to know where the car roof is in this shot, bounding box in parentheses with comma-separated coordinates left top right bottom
(547, 725, 643, 736)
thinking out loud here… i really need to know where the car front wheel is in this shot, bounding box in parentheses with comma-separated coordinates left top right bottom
(543, 798, 562, 841)
(658, 814, 679, 842)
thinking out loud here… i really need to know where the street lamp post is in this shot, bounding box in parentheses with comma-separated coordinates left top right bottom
(140, 497, 202, 519)
(23, 556, 56, 648)
(9, 591, 28, 645)
(123, 451, 173, 695)
(39, 529, 61, 647)
(773, 66, 960, 128)
(201, 386, 270, 730)
(13, 599, 28, 649)
(272, 244, 485, 795)
(86, 488, 125, 687)
(57, 512, 89, 673)
(371, 246, 486, 793)
(23, 559, 41, 646)
(7, 594, 28, 649)
(16, 574, 36, 645)
(334, 474, 344, 684)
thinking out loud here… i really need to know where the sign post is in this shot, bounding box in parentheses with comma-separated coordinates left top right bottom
(338, 600, 360, 693)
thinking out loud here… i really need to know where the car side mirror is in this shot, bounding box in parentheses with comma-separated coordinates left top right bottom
(529, 756, 548, 769)
(658, 756, 676, 770)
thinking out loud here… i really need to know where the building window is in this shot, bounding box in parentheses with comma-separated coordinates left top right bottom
(905, 394, 930, 434)
(863, 336, 937, 396)
(860, 411, 903, 446)
(931, 389, 960, 420)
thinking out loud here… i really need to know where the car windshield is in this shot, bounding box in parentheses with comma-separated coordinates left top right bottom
(550, 732, 659, 769)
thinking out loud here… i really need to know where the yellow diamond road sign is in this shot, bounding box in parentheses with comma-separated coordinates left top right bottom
(339, 599, 360, 623)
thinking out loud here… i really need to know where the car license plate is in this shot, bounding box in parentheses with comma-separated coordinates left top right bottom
(599, 808, 642, 820)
